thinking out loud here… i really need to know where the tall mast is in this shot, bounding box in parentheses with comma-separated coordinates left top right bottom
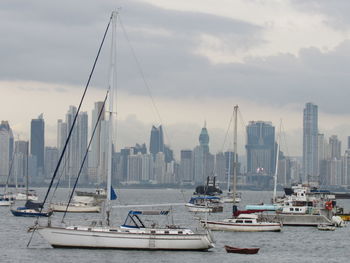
(273, 120, 282, 203)
(26, 141, 29, 202)
(106, 11, 117, 225)
(232, 105, 238, 207)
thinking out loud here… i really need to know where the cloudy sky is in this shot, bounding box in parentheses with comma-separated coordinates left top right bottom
(1, 0, 350, 158)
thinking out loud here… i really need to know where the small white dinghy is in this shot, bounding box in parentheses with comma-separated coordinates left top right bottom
(317, 224, 335, 231)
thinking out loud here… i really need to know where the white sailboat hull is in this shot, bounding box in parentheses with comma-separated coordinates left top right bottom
(0, 200, 13, 206)
(185, 203, 223, 213)
(222, 197, 241, 203)
(37, 226, 214, 250)
(15, 193, 38, 201)
(49, 203, 101, 213)
(202, 220, 282, 232)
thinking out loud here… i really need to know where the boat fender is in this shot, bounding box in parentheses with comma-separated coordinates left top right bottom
(325, 201, 333, 210)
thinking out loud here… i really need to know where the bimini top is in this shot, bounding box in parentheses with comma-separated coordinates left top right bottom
(122, 210, 170, 229)
(128, 210, 169, 216)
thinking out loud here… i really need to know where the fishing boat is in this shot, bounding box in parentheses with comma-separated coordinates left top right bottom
(34, 11, 214, 251)
(185, 196, 223, 213)
(201, 213, 282, 232)
(224, 245, 259, 254)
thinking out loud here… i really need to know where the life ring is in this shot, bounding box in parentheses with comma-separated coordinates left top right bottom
(325, 201, 333, 210)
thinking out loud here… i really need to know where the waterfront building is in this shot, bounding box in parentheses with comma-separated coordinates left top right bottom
(303, 102, 318, 184)
(154, 152, 166, 184)
(30, 115, 44, 179)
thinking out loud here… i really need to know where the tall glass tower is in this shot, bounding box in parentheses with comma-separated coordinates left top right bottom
(303, 102, 318, 184)
(246, 121, 275, 175)
(30, 114, 45, 177)
(149, 125, 164, 159)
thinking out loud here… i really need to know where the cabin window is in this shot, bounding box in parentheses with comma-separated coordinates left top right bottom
(88, 228, 91, 231)
(295, 208, 299, 211)
(151, 230, 156, 234)
(290, 208, 294, 211)
(74, 227, 78, 230)
(164, 231, 169, 234)
(178, 231, 183, 234)
(245, 220, 253, 223)
(236, 220, 244, 223)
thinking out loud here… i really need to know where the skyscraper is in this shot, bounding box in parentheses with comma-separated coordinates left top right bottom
(0, 121, 14, 182)
(193, 123, 214, 184)
(90, 101, 105, 171)
(303, 102, 318, 183)
(30, 114, 45, 178)
(149, 125, 164, 159)
(246, 121, 276, 176)
(180, 150, 193, 184)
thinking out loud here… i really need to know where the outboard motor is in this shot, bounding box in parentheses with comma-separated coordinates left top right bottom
(331, 216, 345, 227)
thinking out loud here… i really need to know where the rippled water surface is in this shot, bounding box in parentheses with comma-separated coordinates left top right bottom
(1, 188, 349, 263)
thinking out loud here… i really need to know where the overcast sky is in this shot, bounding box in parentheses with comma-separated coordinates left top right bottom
(2, 0, 350, 158)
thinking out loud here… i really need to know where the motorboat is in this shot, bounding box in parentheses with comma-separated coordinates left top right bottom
(185, 196, 223, 213)
(201, 213, 282, 232)
(0, 194, 15, 206)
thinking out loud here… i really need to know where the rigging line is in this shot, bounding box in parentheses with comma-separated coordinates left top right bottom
(220, 111, 233, 152)
(4, 149, 16, 194)
(48, 146, 71, 205)
(238, 108, 247, 145)
(62, 91, 109, 223)
(280, 120, 290, 157)
(27, 14, 112, 248)
(118, 15, 171, 146)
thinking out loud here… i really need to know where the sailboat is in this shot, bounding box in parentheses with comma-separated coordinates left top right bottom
(11, 141, 52, 217)
(201, 106, 282, 232)
(35, 11, 214, 250)
(0, 154, 15, 206)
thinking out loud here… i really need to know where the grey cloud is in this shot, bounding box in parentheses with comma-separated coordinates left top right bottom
(2, 0, 350, 116)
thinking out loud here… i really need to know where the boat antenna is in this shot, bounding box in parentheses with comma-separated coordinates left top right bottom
(273, 119, 282, 203)
(27, 12, 113, 248)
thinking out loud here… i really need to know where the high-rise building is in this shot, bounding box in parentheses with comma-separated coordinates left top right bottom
(13, 140, 28, 185)
(65, 106, 78, 182)
(246, 121, 276, 176)
(45, 146, 58, 180)
(30, 115, 44, 178)
(303, 102, 318, 183)
(127, 153, 143, 183)
(329, 135, 341, 160)
(149, 125, 164, 159)
(193, 124, 214, 184)
(180, 150, 193, 184)
(90, 101, 105, 171)
(77, 112, 88, 182)
(57, 119, 67, 155)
